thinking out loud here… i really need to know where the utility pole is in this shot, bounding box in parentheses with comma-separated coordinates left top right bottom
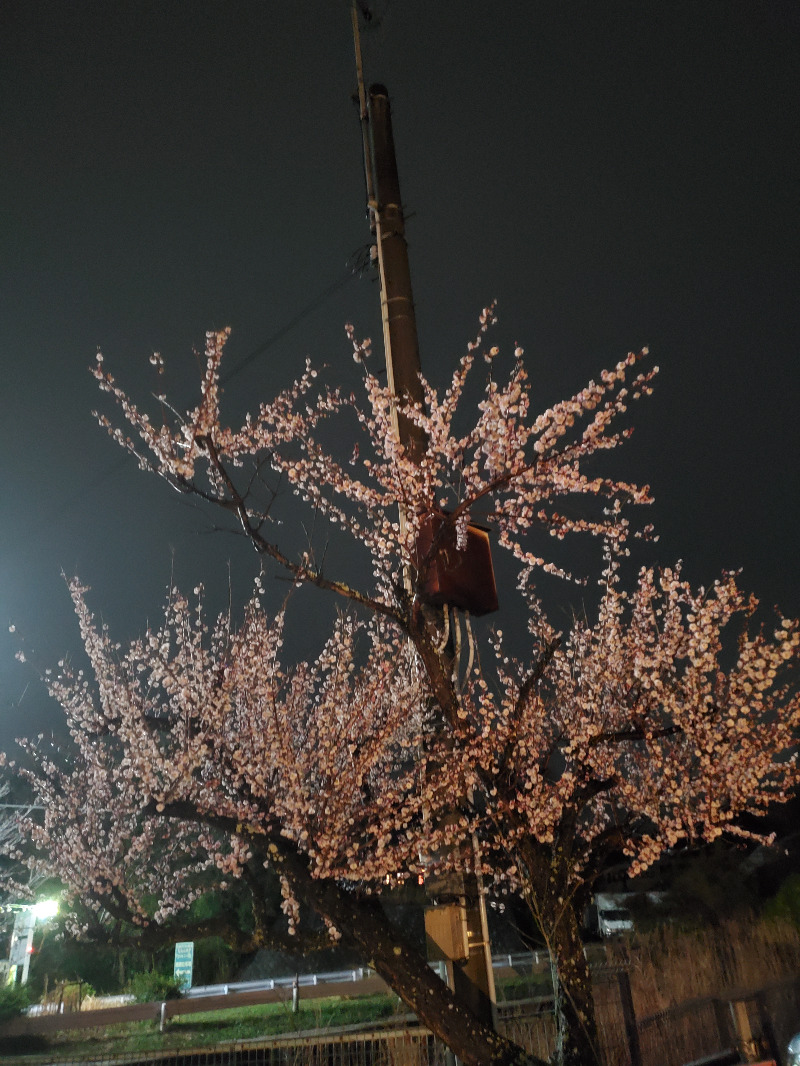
(350, 3, 497, 1033)
(352, 5, 425, 459)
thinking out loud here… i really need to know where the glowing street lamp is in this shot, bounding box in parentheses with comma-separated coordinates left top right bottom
(5, 899, 59, 985)
(30, 899, 58, 921)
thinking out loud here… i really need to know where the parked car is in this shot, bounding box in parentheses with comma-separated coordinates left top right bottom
(586, 892, 666, 937)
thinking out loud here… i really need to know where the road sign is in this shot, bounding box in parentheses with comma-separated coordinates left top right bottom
(173, 941, 194, 990)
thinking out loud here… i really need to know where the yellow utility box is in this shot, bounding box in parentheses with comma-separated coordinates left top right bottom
(425, 903, 470, 962)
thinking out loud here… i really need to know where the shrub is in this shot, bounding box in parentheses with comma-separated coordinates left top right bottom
(0, 984, 30, 1024)
(764, 873, 800, 929)
(127, 971, 184, 1003)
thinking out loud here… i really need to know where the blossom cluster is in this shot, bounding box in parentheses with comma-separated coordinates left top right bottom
(92, 321, 657, 607)
(8, 581, 482, 925)
(468, 562, 800, 884)
(7, 557, 799, 931)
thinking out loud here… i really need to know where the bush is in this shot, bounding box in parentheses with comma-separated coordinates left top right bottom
(0, 984, 30, 1024)
(127, 971, 184, 1003)
(764, 873, 800, 929)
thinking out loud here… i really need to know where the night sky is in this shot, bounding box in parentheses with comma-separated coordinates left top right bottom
(1, 1, 798, 748)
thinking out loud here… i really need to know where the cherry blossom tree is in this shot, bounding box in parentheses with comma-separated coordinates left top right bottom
(5, 579, 541, 1065)
(5, 318, 799, 1065)
(462, 552, 800, 1062)
(8, 559, 798, 1063)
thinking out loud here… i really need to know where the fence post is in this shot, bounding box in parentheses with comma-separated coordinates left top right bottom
(617, 970, 643, 1066)
(712, 997, 735, 1049)
(753, 991, 781, 1065)
(728, 995, 779, 1063)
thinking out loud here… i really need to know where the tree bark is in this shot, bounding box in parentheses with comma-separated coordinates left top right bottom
(516, 836, 603, 1066)
(274, 841, 545, 1066)
(155, 802, 543, 1064)
(516, 831, 605, 1066)
(547, 901, 602, 1066)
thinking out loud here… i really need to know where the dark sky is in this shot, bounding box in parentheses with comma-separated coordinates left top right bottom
(1, 0, 799, 747)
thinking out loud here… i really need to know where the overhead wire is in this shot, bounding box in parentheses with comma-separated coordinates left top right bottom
(41, 264, 365, 533)
(220, 266, 358, 388)
(2, 263, 368, 713)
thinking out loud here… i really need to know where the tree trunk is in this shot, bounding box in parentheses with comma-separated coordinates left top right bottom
(516, 829, 605, 1065)
(547, 902, 602, 1066)
(275, 843, 545, 1066)
(158, 802, 543, 1064)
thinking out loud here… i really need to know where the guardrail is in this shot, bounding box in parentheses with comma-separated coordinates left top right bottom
(2, 973, 393, 1037)
(181, 951, 548, 1001)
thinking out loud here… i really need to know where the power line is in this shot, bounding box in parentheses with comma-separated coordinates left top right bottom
(220, 268, 358, 388)
(35, 267, 362, 534)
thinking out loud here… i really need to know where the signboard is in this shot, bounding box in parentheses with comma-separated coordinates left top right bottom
(173, 941, 194, 990)
(9, 910, 35, 966)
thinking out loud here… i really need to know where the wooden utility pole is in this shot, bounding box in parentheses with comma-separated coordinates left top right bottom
(351, 3, 497, 1033)
(352, 4, 425, 456)
(364, 83, 425, 420)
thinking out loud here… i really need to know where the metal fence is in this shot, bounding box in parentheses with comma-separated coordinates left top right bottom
(593, 973, 800, 1066)
(0, 1028, 449, 1066)
(3, 973, 799, 1066)
(623, 994, 731, 1066)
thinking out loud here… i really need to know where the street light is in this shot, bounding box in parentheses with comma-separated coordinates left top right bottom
(31, 899, 58, 921)
(5, 899, 59, 985)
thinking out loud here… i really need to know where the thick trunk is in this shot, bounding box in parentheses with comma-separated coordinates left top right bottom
(158, 802, 543, 1064)
(516, 826, 604, 1065)
(547, 902, 602, 1066)
(276, 843, 545, 1066)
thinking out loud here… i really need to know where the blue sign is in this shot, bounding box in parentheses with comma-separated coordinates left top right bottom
(173, 941, 194, 990)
